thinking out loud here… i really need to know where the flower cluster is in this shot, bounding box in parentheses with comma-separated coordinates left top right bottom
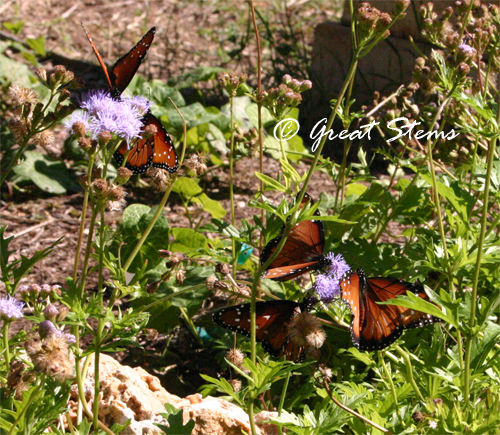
(313, 253, 351, 303)
(217, 71, 248, 96)
(0, 295, 25, 322)
(64, 90, 151, 145)
(7, 66, 76, 149)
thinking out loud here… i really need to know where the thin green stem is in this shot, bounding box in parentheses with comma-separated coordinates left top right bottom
(395, 345, 424, 402)
(248, 0, 263, 433)
(92, 328, 101, 431)
(78, 204, 101, 299)
(2, 322, 11, 370)
(464, 88, 499, 404)
(122, 182, 175, 274)
(379, 353, 398, 406)
(75, 355, 116, 435)
(229, 95, 238, 279)
(72, 156, 95, 281)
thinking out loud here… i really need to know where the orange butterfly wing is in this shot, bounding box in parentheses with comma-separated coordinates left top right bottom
(261, 193, 326, 281)
(82, 24, 155, 98)
(213, 300, 308, 362)
(340, 268, 438, 351)
(110, 27, 156, 96)
(114, 112, 178, 175)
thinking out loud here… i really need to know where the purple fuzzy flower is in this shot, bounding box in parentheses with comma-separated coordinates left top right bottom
(458, 43, 476, 57)
(314, 274, 341, 303)
(324, 253, 351, 280)
(128, 95, 151, 115)
(0, 295, 25, 322)
(313, 253, 351, 303)
(65, 90, 148, 144)
(39, 320, 76, 344)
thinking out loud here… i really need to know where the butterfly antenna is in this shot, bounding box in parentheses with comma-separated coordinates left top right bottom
(80, 21, 114, 91)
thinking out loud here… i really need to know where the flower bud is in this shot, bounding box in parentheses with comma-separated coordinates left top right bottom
(98, 130, 112, 146)
(116, 167, 133, 185)
(216, 263, 230, 276)
(56, 305, 69, 322)
(167, 256, 181, 268)
(40, 284, 53, 299)
(39, 320, 57, 339)
(36, 67, 48, 82)
(176, 270, 186, 285)
(43, 304, 58, 321)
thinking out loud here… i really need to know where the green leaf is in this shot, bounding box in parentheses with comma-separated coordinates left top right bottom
(192, 193, 226, 219)
(168, 66, 224, 88)
(3, 22, 24, 34)
(157, 403, 195, 434)
(171, 228, 208, 252)
(172, 177, 203, 197)
(380, 291, 456, 327)
(26, 35, 46, 56)
(254, 172, 287, 192)
(116, 204, 170, 272)
(12, 151, 80, 194)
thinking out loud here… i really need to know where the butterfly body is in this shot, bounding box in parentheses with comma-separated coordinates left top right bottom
(82, 24, 178, 174)
(340, 267, 438, 351)
(213, 298, 316, 362)
(261, 193, 329, 281)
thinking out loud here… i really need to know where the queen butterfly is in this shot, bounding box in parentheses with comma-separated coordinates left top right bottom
(213, 297, 317, 362)
(261, 193, 329, 281)
(82, 24, 178, 174)
(340, 267, 439, 351)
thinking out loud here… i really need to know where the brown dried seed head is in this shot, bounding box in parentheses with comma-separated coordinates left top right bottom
(35, 67, 48, 82)
(33, 130, 54, 148)
(226, 348, 245, 368)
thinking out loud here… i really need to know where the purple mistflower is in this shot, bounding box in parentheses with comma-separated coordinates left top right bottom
(314, 274, 341, 303)
(66, 90, 147, 144)
(324, 252, 351, 280)
(458, 43, 477, 57)
(39, 320, 76, 344)
(63, 110, 91, 132)
(128, 95, 151, 116)
(0, 295, 25, 322)
(313, 253, 351, 303)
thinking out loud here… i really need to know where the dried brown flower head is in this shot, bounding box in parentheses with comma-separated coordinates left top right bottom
(35, 67, 47, 83)
(25, 332, 75, 382)
(216, 263, 230, 276)
(229, 378, 242, 392)
(8, 84, 39, 106)
(184, 152, 208, 176)
(146, 167, 174, 191)
(8, 117, 29, 143)
(206, 275, 218, 291)
(288, 311, 325, 349)
(176, 269, 186, 285)
(226, 348, 245, 368)
(33, 130, 54, 148)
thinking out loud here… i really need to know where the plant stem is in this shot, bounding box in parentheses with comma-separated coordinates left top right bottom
(78, 204, 101, 299)
(248, 0, 263, 433)
(379, 353, 398, 406)
(395, 345, 424, 402)
(229, 95, 238, 279)
(2, 322, 11, 370)
(321, 375, 395, 435)
(463, 88, 499, 405)
(72, 155, 95, 281)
